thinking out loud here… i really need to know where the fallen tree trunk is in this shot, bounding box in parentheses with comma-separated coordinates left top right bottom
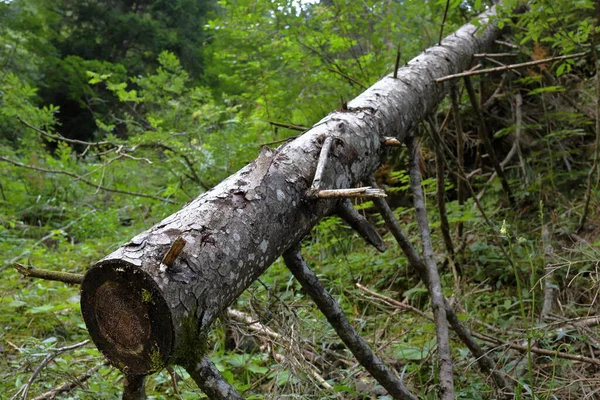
(81, 7, 502, 377)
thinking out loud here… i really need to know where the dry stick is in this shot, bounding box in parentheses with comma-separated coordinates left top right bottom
(470, 331, 600, 366)
(123, 375, 146, 400)
(356, 283, 432, 321)
(393, 42, 402, 79)
(227, 308, 338, 388)
(474, 53, 519, 58)
(337, 198, 386, 252)
(268, 121, 308, 132)
(436, 52, 588, 82)
(13, 263, 84, 284)
(12, 340, 90, 400)
(307, 136, 334, 197)
(315, 187, 386, 198)
(449, 84, 466, 241)
(185, 358, 245, 400)
(494, 40, 519, 49)
(438, 0, 451, 45)
(0, 156, 177, 204)
(282, 247, 419, 400)
(426, 117, 455, 260)
(326, 66, 367, 89)
(368, 180, 513, 395)
(405, 135, 454, 400)
(578, 41, 600, 231)
(31, 364, 104, 400)
(463, 76, 515, 206)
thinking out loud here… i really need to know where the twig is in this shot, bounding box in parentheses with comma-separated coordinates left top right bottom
(307, 136, 334, 197)
(227, 308, 336, 388)
(405, 135, 454, 400)
(393, 42, 402, 79)
(471, 331, 600, 366)
(355, 283, 432, 321)
(314, 187, 386, 198)
(185, 357, 245, 400)
(7, 211, 92, 266)
(31, 364, 104, 400)
(474, 53, 519, 58)
(18, 117, 114, 147)
(438, 0, 451, 46)
(494, 40, 519, 49)
(282, 247, 419, 400)
(267, 121, 308, 132)
(463, 76, 514, 205)
(12, 340, 90, 400)
(13, 264, 84, 284)
(326, 67, 367, 89)
(436, 52, 587, 82)
(369, 179, 513, 395)
(0, 156, 177, 204)
(337, 199, 386, 252)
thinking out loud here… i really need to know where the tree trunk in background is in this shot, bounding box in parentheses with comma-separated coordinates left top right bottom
(80, 8, 502, 376)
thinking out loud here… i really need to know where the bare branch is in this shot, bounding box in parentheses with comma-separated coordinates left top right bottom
(337, 198, 386, 252)
(13, 263, 84, 284)
(0, 156, 177, 204)
(436, 52, 587, 82)
(185, 358, 245, 400)
(282, 247, 418, 400)
(315, 187, 386, 198)
(405, 135, 454, 400)
(12, 340, 90, 400)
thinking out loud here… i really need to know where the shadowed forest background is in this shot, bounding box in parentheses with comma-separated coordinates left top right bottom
(1, 0, 600, 398)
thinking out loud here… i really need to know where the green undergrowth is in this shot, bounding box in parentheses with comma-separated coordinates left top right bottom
(2, 0, 600, 398)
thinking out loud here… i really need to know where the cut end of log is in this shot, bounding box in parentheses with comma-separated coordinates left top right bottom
(80, 260, 174, 376)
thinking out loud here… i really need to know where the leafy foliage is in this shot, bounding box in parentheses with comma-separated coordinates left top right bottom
(1, 0, 600, 398)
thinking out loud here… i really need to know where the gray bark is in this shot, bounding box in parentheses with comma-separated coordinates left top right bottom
(80, 6, 502, 379)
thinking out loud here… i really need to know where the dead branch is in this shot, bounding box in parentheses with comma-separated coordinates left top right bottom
(436, 52, 587, 82)
(12, 340, 90, 400)
(405, 135, 454, 399)
(337, 199, 386, 252)
(282, 247, 418, 400)
(31, 364, 104, 400)
(185, 358, 245, 400)
(0, 156, 177, 204)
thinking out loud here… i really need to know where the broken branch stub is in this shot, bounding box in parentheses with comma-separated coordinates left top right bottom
(80, 8, 502, 377)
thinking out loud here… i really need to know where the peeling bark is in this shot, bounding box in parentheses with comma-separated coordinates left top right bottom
(80, 7, 502, 379)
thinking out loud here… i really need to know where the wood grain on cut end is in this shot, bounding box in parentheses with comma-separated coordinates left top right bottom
(80, 260, 174, 376)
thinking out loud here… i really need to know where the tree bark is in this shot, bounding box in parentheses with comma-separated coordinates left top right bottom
(80, 7, 502, 377)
